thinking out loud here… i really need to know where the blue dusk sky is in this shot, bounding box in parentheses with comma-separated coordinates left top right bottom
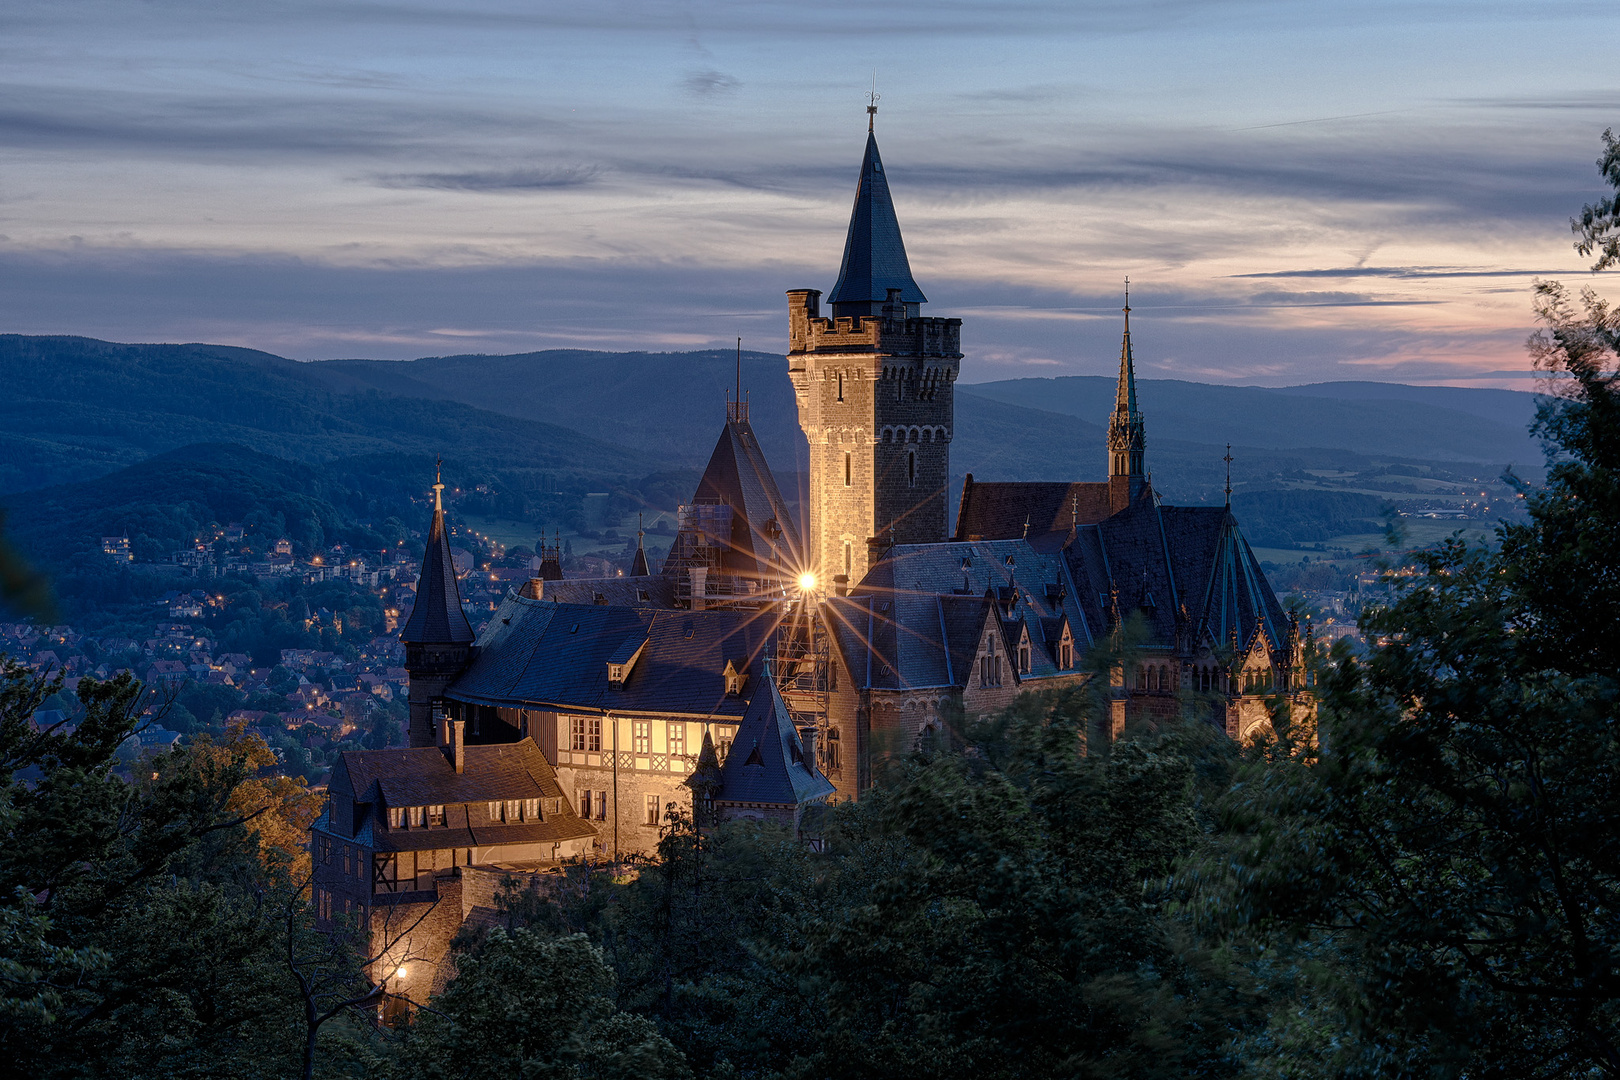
(2, 0, 1617, 386)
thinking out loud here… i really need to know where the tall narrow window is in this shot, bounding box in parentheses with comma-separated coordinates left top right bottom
(387, 806, 405, 829)
(594, 792, 608, 820)
(907, 449, 916, 487)
(645, 794, 660, 825)
(1018, 644, 1030, 674)
(843, 541, 852, 577)
(506, 799, 522, 822)
(570, 715, 586, 751)
(836, 371, 844, 402)
(668, 722, 686, 759)
(844, 452, 852, 487)
(408, 805, 425, 828)
(633, 720, 650, 754)
(587, 716, 602, 752)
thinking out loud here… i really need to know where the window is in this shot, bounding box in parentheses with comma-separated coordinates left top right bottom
(545, 797, 560, 816)
(488, 801, 502, 823)
(387, 806, 405, 829)
(570, 715, 602, 752)
(506, 799, 522, 823)
(317, 888, 332, 922)
(907, 449, 916, 487)
(717, 737, 732, 764)
(408, 805, 425, 828)
(633, 719, 650, 754)
(318, 835, 332, 865)
(645, 794, 661, 825)
(825, 731, 840, 771)
(342, 845, 351, 876)
(1018, 644, 1030, 675)
(524, 798, 540, 821)
(843, 541, 852, 577)
(1059, 640, 1073, 669)
(980, 644, 1002, 687)
(837, 371, 844, 402)
(668, 722, 686, 758)
(844, 452, 852, 487)
(595, 791, 608, 821)
(576, 790, 591, 818)
(428, 805, 445, 827)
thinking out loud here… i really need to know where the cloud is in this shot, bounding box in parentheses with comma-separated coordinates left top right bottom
(1235, 266, 1584, 280)
(374, 165, 604, 191)
(683, 70, 741, 97)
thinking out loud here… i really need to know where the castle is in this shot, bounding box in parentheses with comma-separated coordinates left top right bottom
(309, 115, 1310, 1007)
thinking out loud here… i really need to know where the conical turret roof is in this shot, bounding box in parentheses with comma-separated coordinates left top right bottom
(827, 131, 927, 306)
(400, 472, 474, 645)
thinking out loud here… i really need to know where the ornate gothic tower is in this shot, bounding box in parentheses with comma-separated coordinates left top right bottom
(788, 117, 961, 591)
(400, 467, 475, 748)
(1107, 295, 1146, 513)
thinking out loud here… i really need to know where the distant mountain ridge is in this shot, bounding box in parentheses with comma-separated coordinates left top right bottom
(0, 335, 1545, 515)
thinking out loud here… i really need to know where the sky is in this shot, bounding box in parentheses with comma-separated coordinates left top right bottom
(2, 0, 1618, 387)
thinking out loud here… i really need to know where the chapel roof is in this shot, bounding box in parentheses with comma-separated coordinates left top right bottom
(826, 131, 927, 307)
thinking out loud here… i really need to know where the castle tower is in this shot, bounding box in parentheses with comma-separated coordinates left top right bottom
(399, 466, 475, 748)
(1107, 291, 1146, 513)
(788, 118, 961, 590)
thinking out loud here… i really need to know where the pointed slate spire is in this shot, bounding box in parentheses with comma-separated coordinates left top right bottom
(400, 462, 474, 646)
(630, 513, 650, 577)
(827, 129, 927, 318)
(1107, 282, 1147, 509)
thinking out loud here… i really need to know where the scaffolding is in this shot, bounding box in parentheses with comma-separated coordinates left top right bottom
(774, 603, 837, 780)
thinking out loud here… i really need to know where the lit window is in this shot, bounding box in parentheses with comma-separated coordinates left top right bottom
(571, 715, 587, 751)
(408, 805, 425, 828)
(524, 798, 540, 821)
(506, 799, 522, 823)
(387, 806, 404, 829)
(633, 720, 650, 755)
(668, 722, 686, 758)
(645, 794, 660, 825)
(487, 801, 502, 823)
(587, 717, 602, 752)
(428, 805, 445, 826)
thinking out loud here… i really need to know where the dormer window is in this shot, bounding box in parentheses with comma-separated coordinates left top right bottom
(387, 806, 404, 829)
(428, 805, 445, 826)
(408, 805, 426, 828)
(723, 659, 747, 697)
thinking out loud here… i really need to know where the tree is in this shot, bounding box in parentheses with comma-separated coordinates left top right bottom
(1182, 147, 1620, 1077)
(401, 929, 689, 1080)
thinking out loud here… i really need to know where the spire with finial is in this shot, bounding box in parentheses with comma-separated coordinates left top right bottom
(828, 93, 925, 321)
(867, 75, 879, 132)
(1223, 444, 1234, 508)
(630, 511, 650, 577)
(400, 459, 474, 648)
(1107, 278, 1147, 509)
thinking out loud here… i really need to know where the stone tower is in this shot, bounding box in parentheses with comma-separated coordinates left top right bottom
(399, 467, 475, 748)
(1107, 297, 1146, 513)
(788, 120, 961, 591)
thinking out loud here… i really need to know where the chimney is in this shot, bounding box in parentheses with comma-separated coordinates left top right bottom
(800, 726, 818, 772)
(448, 718, 465, 774)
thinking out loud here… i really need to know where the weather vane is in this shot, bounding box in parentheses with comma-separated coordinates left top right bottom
(867, 74, 880, 131)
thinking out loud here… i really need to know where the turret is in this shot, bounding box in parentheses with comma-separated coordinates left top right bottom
(399, 463, 475, 748)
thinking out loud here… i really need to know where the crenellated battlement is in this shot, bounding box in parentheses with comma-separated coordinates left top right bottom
(787, 289, 961, 359)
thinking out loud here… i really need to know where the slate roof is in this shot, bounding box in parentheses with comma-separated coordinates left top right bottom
(324, 739, 596, 850)
(527, 576, 677, 609)
(664, 418, 803, 579)
(447, 595, 781, 719)
(822, 538, 1091, 691)
(954, 476, 1114, 549)
(827, 131, 927, 307)
(400, 488, 474, 645)
(717, 672, 835, 806)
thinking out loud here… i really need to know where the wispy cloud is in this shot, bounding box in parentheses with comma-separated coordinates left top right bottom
(375, 165, 604, 191)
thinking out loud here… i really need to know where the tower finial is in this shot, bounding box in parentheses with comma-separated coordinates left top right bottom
(1124, 276, 1130, 320)
(433, 457, 445, 513)
(867, 75, 879, 132)
(1223, 444, 1234, 508)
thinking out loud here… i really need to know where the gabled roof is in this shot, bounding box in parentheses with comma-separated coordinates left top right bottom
(667, 417, 802, 578)
(822, 538, 1091, 691)
(527, 576, 677, 609)
(954, 477, 1114, 549)
(717, 673, 835, 807)
(400, 479, 475, 645)
(447, 595, 781, 719)
(827, 131, 927, 306)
